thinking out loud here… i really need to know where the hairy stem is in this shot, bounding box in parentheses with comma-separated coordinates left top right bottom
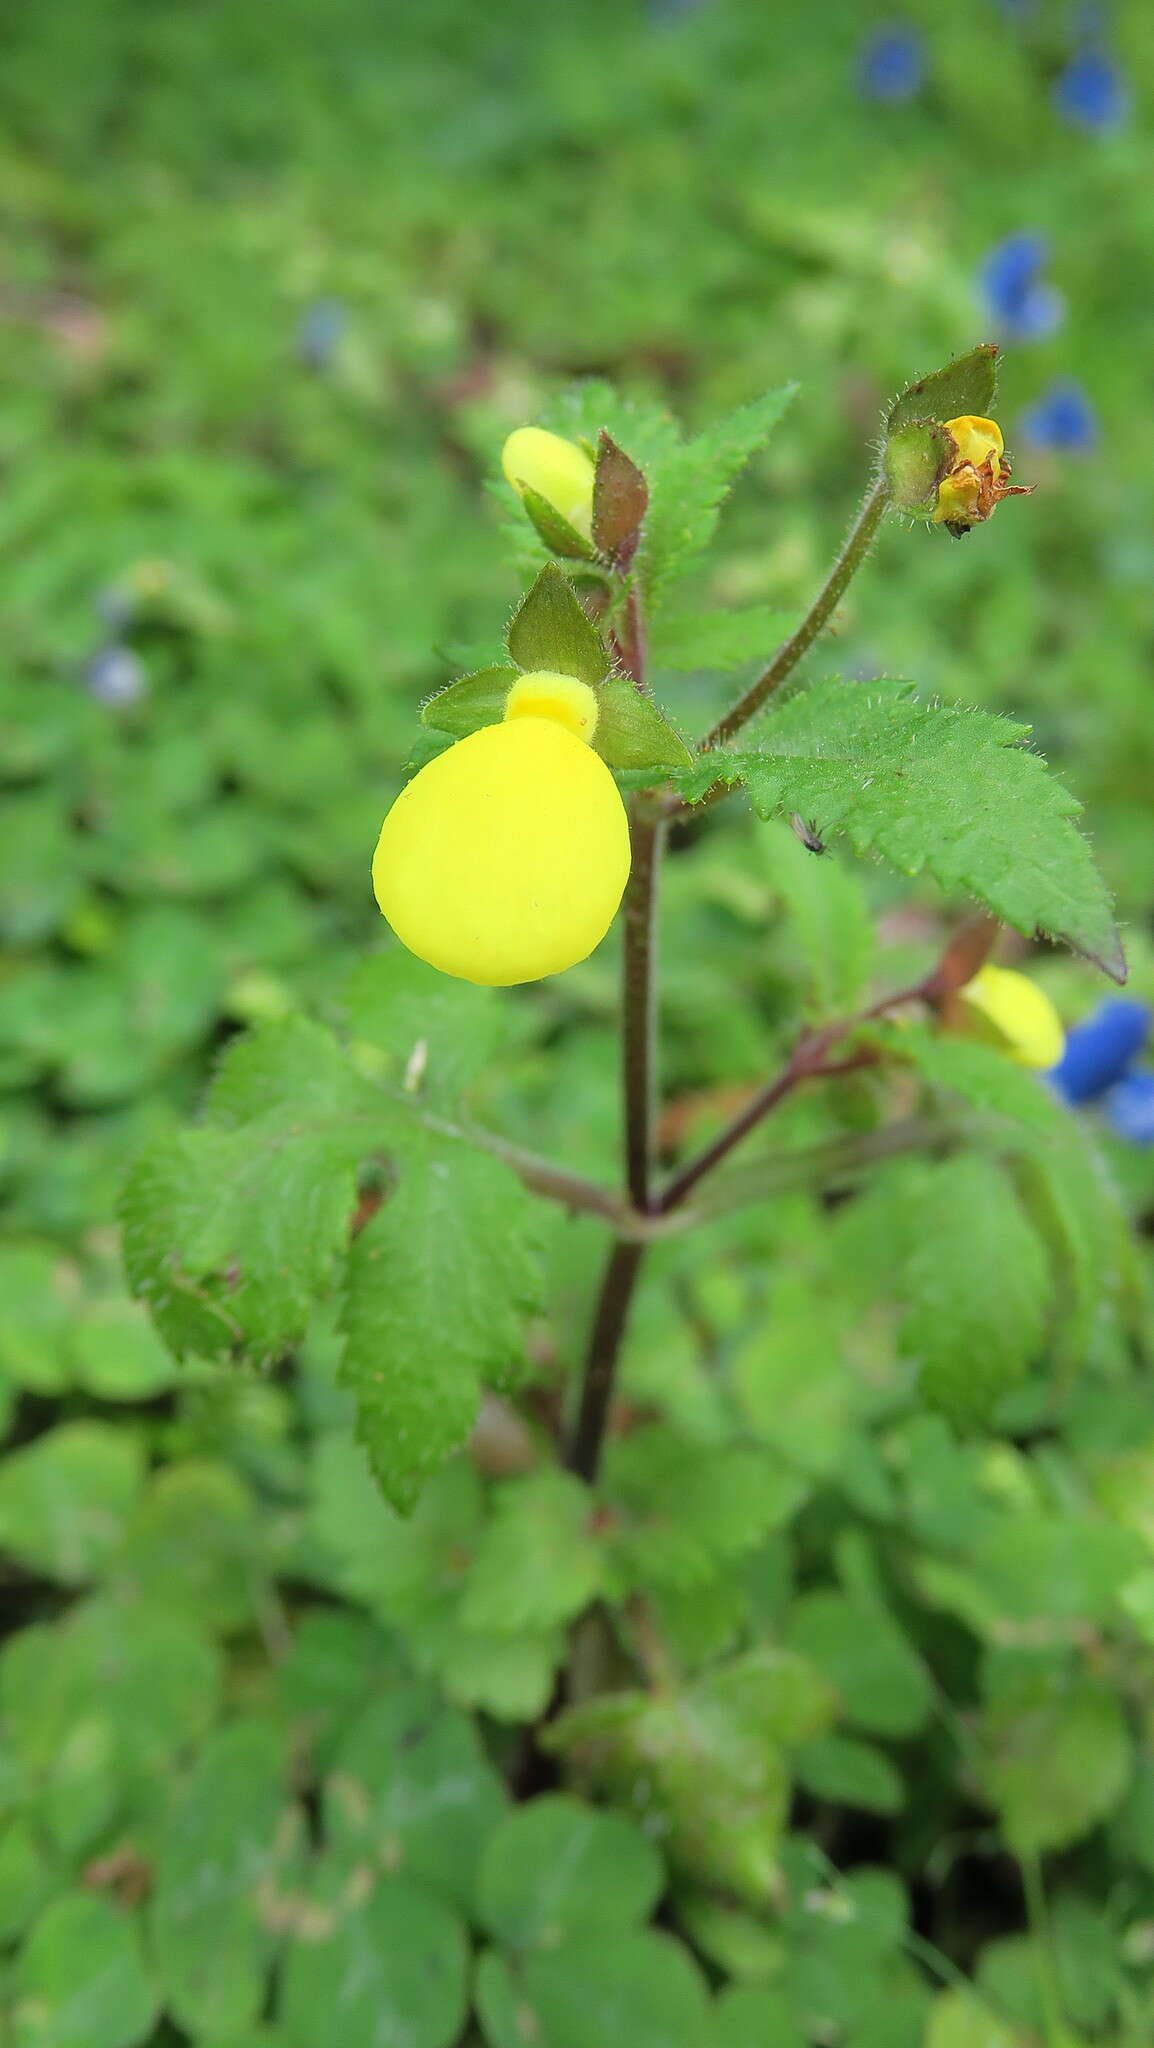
(702, 475, 890, 751)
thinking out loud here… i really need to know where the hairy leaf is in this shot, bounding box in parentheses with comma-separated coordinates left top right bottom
(506, 563, 608, 685)
(640, 385, 796, 604)
(677, 678, 1122, 977)
(886, 343, 999, 436)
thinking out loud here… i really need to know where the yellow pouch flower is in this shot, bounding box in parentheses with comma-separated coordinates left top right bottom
(933, 415, 1032, 537)
(501, 427, 596, 542)
(372, 673, 630, 986)
(955, 963, 1064, 1070)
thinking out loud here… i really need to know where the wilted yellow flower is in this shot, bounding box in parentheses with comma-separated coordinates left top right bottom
(955, 963, 1065, 1069)
(501, 427, 596, 541)
(933, 415, 1033, 537)
(372, 671, 630, 986)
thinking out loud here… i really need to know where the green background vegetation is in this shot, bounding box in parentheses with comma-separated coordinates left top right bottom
(4, 0, 1154, 2042)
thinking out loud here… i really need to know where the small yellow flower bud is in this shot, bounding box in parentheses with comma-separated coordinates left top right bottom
(504, 669, 599, 741)
(933, 415, 1033, 537)
(501, 427, 596, 542)
(955, 964, 1064, 1070)
(372, 706, 630, 986)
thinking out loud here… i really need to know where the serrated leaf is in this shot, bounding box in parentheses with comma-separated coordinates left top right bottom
(682, 678, 1123, 977)
(602, 1426, 807, 1592)
(461, 1470, 603, 1632)
(13, 1892, 159, 2048)
(594, 673, 694, 771)
(476, 1932, 710, 2048)
(592, 432, 648, 565)
(640, 385, 795, 604)
(886, 343, 999, 436)
(543, 383, 683, 478)
(649, 604, 795, 671)
(205, 1014, 379, 1130)
(341, 949, 503, 1103)
(419, 666, 520, 739)
(339, 1131, 539, 1511)
(478, 1796, 663, 1949)
(520, 485, 597, 560)
(902, 1154, 1051, 1427)
(506, 564, 608, 685)
(151, 1719, 302, 2039)
(325, 1683, 507, 1912)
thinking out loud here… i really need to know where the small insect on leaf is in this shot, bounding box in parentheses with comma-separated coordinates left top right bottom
(790, 813, 826, 856)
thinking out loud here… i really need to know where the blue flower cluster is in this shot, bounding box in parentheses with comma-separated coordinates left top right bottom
(1018, 379, 1098, 454)
(980, 233, 1065, 342)
(1054, 44, 1130, 134)
(1049, 999, 1154, 1143)
(857, 25, 924, 104)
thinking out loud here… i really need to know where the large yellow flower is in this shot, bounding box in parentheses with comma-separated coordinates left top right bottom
(372, 672, 630, 986)
(955, 963, 1064, 1070)
(501, 427, 596, 542)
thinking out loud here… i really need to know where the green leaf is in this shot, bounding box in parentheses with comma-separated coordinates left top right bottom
(601, 1426, 808, 1592)
(792, 1734, 905, 1815)
(461, 1470, 604, 1632)
(506, 564, 608, 685)
(0, 1818, 56, 1944)
(70, 1297, 177, 1401)
(341, 949, 503, 1104)
(883, 420, 955, 512)
(641, 385, 796, 604)
(924, 1988, 1027, 2048)
(712, 1986, 806, 2048)
(324, 1683, 507, 1913)
(151, 1719, 302, 2040)
(901, 1155, 1052, 1428)
(478, 1796, 663, 1949)
(280, 1877, 470, 2048)
(119, 1462, 265, 1631)
(680, 678, 1123, 978)
(419, 666, 520, 739)
(519, 485, 598, 561)
(763, 818, 875, 1016)
(12, 1892, 159, 2048)
(649, 605, 794, 672)
(204, 1013, 378, 1130)
(785, 1590, 933, 1738)
(594, 673, 695, 772)
(339, 1132, 539, 1511)
(886, 343, 999, 436)
(977, 1669, 1132, 1854)
(547, 1650, 833, 1905)
(272, 1610, 401, 1769)
(543, 383, 682, 479)
(968, 1512, 1144, 1631)
(0, 1241, 77, 1392)
(475, 1932, 710, 2048)
(0, 1423, 145, 1584)
(592, 431, 648, 565)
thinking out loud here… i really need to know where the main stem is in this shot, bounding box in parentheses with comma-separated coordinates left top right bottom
(702, 475, 890, 750)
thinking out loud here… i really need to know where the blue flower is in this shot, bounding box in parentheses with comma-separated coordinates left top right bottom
(1049, 998, 1151, 1104)
(979, 234, 1065, 342)
(1054, 46, 1130, 134)
(858, 25, 924, 104)
(82, 644, 146, 708)
(1103, 1072, 1154, 1145)
(1018, 379, 1098, 454)
(295, 297, 348, 371)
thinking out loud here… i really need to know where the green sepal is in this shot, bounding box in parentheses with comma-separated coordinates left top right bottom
(595, 674, 695, 772)
(592, 430, 648, 568)
(419, 666, 520, 739)
(506, 563, 609, 685)
(886, 343, 999, 436)
(519, 485, 597, 561)
(884, 421, 955, 515)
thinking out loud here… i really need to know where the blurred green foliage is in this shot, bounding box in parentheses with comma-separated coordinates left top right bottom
(5, 0, 1154, 2042)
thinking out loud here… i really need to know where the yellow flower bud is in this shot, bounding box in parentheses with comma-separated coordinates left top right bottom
(933, 415, 1032, 537)
(372, 683, 630, 986)
(501, 427, 596, 542)
(955, 964, 1065, 1070)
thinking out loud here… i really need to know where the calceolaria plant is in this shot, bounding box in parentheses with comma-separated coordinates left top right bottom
(120, 345, 1150, 2044)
